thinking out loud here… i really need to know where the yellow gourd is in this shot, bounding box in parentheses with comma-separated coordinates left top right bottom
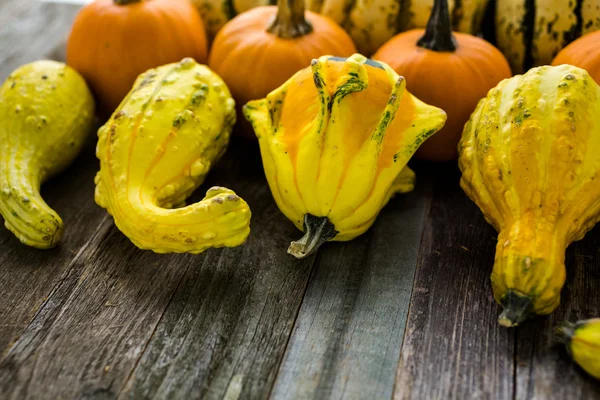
(95, 58, 251, 253)
(557, 319, 600, 380)
(244, 54, 446, 258)
(459, 65, 600, 326)
(0, 61, 94, 249)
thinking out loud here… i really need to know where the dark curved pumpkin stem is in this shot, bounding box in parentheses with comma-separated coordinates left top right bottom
(114, 0, 142, 5)
(267, 0, 313, 38)
(417, 0, 457, 52)
(288, 214, 337, 259)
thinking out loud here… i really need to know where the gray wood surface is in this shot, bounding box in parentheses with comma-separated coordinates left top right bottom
(0, 1, 102, 357)
(1, 1, 600, 399)
(395, 166, 515, 400)
(118, 144, 318, 400)
(515, 234, 600, 399)
(271, 182, 430, 400)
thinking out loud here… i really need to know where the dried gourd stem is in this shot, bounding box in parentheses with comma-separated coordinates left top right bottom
(267, 0, 313, 38)
(497, 290, 533, 327)
(288, 214, 337, 259)
(113, 0, 142, 5)
(417, 0, 457, 52)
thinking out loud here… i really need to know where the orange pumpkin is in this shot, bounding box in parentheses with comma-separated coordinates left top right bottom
(67, 0, 208, 114)
(208, 0, 356, 117)
(552, 31, 600, 85)
(373, 0, 511, 162)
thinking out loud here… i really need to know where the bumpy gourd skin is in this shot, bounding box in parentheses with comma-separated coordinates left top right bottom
(557, 319, 600, 380)
(244, 54, 446, 258)
(459, 65, 600, 326)
(95, 58, 250, 254)
(0, 61, 94, 249)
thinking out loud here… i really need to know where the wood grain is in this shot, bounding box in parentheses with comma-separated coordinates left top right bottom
(270, 176, 431, 400)
(0, 1, 101, 356)
(0, 145, 104, 356)
(118, 141, 318, 400)
(515, 231, 600, 399)
(395, 165, 515, 400)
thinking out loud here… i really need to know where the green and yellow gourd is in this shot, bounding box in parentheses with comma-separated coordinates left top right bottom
(557, 319, 600, 380)
(95, 58, 251, 253)
(245, 54, 446, 258)
(496, 0, 600, 73)
(459, 65, 600, 326)
(193, 0, 489, 54)
(0, 61, 94, 249)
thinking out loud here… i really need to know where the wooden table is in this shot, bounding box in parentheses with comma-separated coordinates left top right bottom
(0, 2, 599, 399)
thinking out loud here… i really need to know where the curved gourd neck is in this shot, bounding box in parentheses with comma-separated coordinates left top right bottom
(493, 224, 566, 326)
(113, 0, 143, 5)
(267, 0, 313, 38)
(417, 0, 457, 52)
(0, 160, 63, 248)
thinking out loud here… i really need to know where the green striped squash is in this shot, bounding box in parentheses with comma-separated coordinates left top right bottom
(192, 0, 490, 55)
(496, 0, 600, 74)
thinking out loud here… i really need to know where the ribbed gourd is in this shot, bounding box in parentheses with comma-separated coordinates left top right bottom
(459, 65, 600, 326)
(244, 54, 446, 258)
(557, 318, 600, 380)
(496, 0, 600, 73)
(0, 61, 94, 249)
(193, 0, 489, 55)
(95, 58, 251, 253)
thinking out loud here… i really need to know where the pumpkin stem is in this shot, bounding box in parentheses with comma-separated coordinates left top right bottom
(267, 0, 313, 38)
(288, 214, 337, 259)
(113, 0, 142, 5)
(417, 0, 457, 52)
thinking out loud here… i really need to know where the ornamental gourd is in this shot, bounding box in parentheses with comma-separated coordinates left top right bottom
(244, 54, 446, 258)
(552, 31, 600, 85)
(95, 59, 251, 253)
(459, 65, 600, 326)
(194, 0, 489, 55)
(374, 0, 511, 161)
(496, 0, 600, 73)
(208, 0, 356, 121)
(0, 61, 94, 249)
(67, 0, 208, 113)
(557, 319, 600, 380)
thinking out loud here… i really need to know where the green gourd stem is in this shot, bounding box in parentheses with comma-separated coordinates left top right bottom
(114, 0, 142, 5)
(497, 290, 533, 327)
(555, 322, 576, 357)
(417, 0, 457, 52)
(1, 159, 62, 249)
(288, 214, 337, 259)
(266, 0, 313, 38)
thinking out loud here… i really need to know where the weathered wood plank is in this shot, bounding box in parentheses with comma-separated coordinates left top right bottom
(395, 165, 515, 400)
(0, 144, 104, 356)
(515, 231, 600, 399)
(0, 1, 102, 356)
(0, 2, 80, 81)
(118, 141, 318, 400)
(0, 140, 317, 399)
(270, 175, 431, 400)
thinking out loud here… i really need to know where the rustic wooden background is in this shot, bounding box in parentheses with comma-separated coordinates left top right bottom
(0, 1, 599, 399)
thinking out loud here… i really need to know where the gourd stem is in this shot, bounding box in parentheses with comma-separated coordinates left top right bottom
(417, 0, 457, 52)
(266, 0, 313, 38)
(113, 0, 142, 5)
(498, 290, 533, 327)
(288, 214, 337, 259)
(555, 322, 576, 357)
